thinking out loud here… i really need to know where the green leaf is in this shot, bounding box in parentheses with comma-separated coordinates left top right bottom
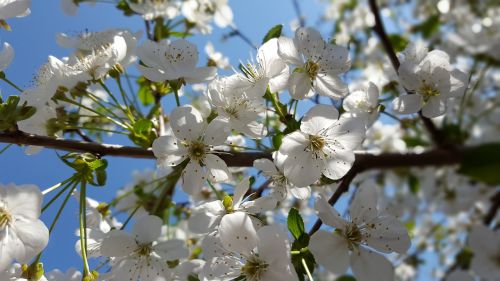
(411, 15, 440, 38)
(458, 143, 500, 185)
(287, 208, 305, 240)
(272, 133, 283, 150)
(408, 174, 420, 194)
(138, 86, 155, 106)
(262, 24, 283, 44)
(388, 34, 409, 52)
(115, 0, 135, 16)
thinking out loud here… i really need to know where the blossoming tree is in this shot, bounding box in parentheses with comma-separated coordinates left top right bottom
(0, 0, 499, 280)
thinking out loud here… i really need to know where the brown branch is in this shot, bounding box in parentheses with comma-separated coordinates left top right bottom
(0, 131, 467, 168)
(368, 0, 447, 148)
(483, 191, 500, 226)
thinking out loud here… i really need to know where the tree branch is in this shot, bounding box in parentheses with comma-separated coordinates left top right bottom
(368, 0, 447, 148)
(0, 131, 466, 168)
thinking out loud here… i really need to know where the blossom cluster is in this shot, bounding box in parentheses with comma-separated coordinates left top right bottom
(0, 0, 499, 281)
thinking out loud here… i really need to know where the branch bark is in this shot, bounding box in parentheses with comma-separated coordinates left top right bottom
(0, 131, 466, 168)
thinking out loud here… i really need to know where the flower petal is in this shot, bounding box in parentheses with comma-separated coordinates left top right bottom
(132, 215, 163, 244)
(218, 212, 258, 256)
(350, 247, 394, 281)
(309, 230, 349, 275)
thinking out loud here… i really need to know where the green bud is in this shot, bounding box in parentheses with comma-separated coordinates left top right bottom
(222, 195, 233, 212)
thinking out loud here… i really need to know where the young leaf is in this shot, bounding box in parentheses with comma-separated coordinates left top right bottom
(262, 24, 283, 44)
(458, 143, 500, 185)
(287, 208, 305, 240)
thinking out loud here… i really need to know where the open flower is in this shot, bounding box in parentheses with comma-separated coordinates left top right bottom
(207, 76, 268, 139)
(392, 44, 468, 118)
(127, 0, 179, 20)
(137, 38, 216, 85)
(343, 82, 380, 127)
(201, 224, 299, 281)
(235, 38, 289, 97)
(188, 177, 276, 235)
(0, 0, 30, 30)
(278, 27, 351, 99)
(0, 183, 49, 272)
(279, 104, 365, 187)
(253, 152, 310, 201)
(152, 105, 230, 195)
(100, 215, 189, 281)
(310, 183, 411, 281)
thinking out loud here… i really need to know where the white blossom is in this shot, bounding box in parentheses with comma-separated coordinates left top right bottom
(279, 104, 365, 186)
(392, 44, 468, 118)
(152, 105, 230, 195)
(137, 38, 216, 84)
(100, 215, 189, 281)
(310, 184, 411, 281)
(0, 184, 49, 272)
(277, 27, 351, 99)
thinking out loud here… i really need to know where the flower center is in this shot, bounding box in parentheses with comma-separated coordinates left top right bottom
(241, 255, 268, 281)
(0, 207, 12, 230)
(305, 60, 319, 80)
(418, 83, 440, 102)
(308, 134, 325, 152)
(271, 174, 287, 186)
(338, 223, 362, 251)
(136, 244, 153, 256)
(188, 140, 207, 161)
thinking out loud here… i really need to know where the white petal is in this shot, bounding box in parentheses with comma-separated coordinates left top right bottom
(301, 104, 339, 135)
(240, 196, 277, 213)
(182, 161, 206, 195)
(257, 225, 292, 265)
(283, 149, 323, 187)
(170, 105, 206, 141)
(294, 27, 325, 60)
(314, 194, 347, 229)
(349, 183, 378, 225)
(100, 230, 136, 257)
(398, 61, 420, 91)
(314, 72, 348, 99)
(322, 150, 355, 180)
(0, 42, 14, 71)
(288, 72, 312, 100)
(137, 64, 166, 83)
(277, 36, 302, 65)
(204, 118, 229, 145)
(327, 117, 365, 151)
(10, 219, 49, 264)
(232, 177, 250, 208)
(449, 69, 468, 97)
(154, 239, 189, 261)
(5, 184, 42, 220)
(363, 215, 411, 254)
(309, 230, 349, 275)
(204, 154, 230, 183)
(253, 158, 279, 177)
(350, 247, 394, 281)
(289, 186, 311, 200)
(152, 135, 186, 166)
(188, 201, 224, 234)
(132, 215, 163, 244)
(184, 66, 217, 84)
(392, 94, 423, 115)
(219, 212, 258, 256)
(421, 96, 446, 118)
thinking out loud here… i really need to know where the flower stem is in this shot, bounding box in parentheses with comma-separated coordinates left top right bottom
(79, 180, 91, 276)
(301, 258, 314, 281)
(0, 76, 23, 92)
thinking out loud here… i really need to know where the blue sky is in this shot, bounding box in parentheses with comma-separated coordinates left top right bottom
(0, 0, 326, 273)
